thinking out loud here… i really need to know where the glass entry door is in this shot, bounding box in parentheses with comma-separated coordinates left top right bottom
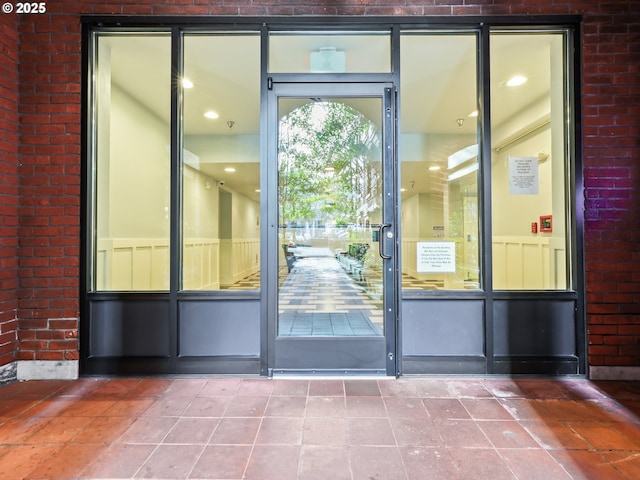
(267, 82, 397, 375)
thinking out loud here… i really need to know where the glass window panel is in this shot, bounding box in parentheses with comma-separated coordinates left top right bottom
(400, 33, 480, 290)
(490, 32, 570, 290)
(269, 32, 391, 73)
(182, 34, 261, 291)
(277, 97, 384, 337)
(93, 34, 171, 291)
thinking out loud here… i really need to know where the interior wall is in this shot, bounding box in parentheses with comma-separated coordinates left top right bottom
(102, 83, 261, 290)
(218, 190, 232, 239)
(401, 194, 419, 239)
(418, 193, 445, 238)
(96, 42, 111, 239)
(183, 165, 219, 240)
(490, 100, 568, 290)
(109, 84, 171, 238)
(184, 134, 260, 242)
(402, 114, 559, 289)
(232, 191, 260, 239)
(491, 128, 553, 236)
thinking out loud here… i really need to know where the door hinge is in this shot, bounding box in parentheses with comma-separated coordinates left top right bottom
(267, 77, 273, 90)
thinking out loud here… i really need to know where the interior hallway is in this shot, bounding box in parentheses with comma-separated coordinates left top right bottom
(1, 377, 639, 479)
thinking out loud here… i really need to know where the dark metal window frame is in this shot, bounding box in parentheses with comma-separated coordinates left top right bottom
(80, 15, 584, 376)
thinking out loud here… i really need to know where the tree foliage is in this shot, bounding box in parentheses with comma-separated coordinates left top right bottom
(278, 100, 381, 230)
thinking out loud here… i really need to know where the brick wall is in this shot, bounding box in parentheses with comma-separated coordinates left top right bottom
(0, 11, 19, 368)
(16, 4, 82, 364)
(581, 2, 640, 367)
(5, 0, 640, 370)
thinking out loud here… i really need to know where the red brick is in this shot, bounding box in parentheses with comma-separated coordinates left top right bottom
(36, 351, 64, 361)
(49, 340, 77, 351)
(65, 350, 80, 360)
(15, 351, 35, 361)
(19, 341, 48, 351)
(589, 325, 619, 335)
(0, 8, 19, 368)
(49, 319, 77, 330)
(36, 330, 67, 340)
(0, 331, 16, 346)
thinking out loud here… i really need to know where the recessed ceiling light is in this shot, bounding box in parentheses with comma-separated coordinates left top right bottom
(506, 75, 528, 87)
(204, 111, 219, 119)
(400, 188, 407, 192)
(182, 78, 194, 89)
(429, 166, 441, 171)
(255, 189, 261, 193)
(224, 167, 236, 173)
(468, 110, 478, 117)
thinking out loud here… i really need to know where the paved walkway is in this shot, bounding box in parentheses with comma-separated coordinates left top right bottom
(1, 377, 640, 479)
(279, 256, 382, 335)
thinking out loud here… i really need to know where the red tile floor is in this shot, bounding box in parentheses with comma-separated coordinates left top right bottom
(1, 377, 640, 479)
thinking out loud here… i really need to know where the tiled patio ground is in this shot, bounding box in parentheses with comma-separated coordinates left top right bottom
(1, 377, 640, 479)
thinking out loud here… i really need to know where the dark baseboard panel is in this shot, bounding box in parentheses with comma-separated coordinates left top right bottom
(80, 356, 260, 376)
(80, 356, 172, 376)
(491, 356, 580, 375)
(402, 356, 487, 375)
(175, 356, 260, 375)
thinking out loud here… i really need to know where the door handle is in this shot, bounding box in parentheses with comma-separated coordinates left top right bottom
(378, 223, 392, 259)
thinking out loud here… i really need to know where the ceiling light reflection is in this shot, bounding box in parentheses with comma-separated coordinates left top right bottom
(506, 75, 528, 87)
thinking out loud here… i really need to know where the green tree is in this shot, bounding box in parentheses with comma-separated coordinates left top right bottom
(278, 100, 381, 239)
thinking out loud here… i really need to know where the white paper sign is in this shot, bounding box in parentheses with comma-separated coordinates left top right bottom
(417, 241, 456, 273)
(509, 156, 538, 195)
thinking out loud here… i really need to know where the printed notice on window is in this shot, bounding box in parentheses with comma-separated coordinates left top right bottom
(416, 241, 456, 273)
(509, 156, 538, 195)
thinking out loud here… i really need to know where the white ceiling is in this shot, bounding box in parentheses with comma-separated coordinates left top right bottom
(105, 31, 557, 200)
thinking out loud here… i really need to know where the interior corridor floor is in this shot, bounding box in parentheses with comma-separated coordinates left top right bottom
(1, 377, 640, 479)
(279, 256, 382, 336)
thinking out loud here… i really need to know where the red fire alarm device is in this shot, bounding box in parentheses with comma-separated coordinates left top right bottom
(540, 215, 552, 232)
(531, 222, 538, 234)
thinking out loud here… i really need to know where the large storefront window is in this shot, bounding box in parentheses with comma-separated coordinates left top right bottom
(182, 34, 261, 290)
(490, 32, 571, 290)
(83, 18, 583, 377)
(90, 29, 573, 294)
(400, 33, 480, 290)
(91, 33, 261, 292)
(93, 34, 171, 291)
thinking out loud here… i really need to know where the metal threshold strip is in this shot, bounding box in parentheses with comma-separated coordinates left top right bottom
(271, 369, 387, 377)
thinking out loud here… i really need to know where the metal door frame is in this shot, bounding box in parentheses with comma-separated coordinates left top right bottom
(264, 81, 399, 376)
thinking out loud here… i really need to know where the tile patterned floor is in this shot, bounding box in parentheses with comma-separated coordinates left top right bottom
(220, 272, 261, 291)
(220, 261, 453, 292)
(222, 256, 450, 334)
(1, 377, 640, 479)
(279, 257, 382, 336)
